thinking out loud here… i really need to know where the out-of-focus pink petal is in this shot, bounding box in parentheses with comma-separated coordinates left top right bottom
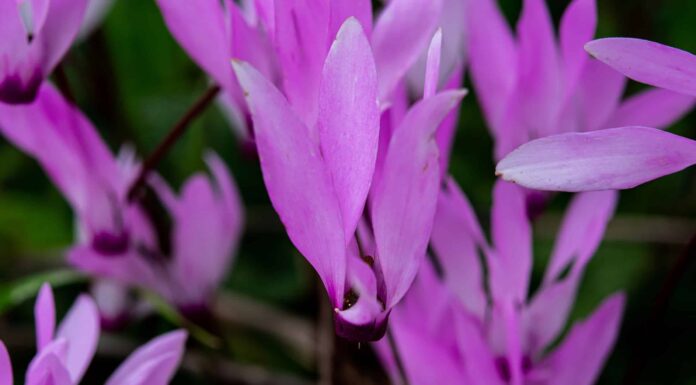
(55, 294, 100, 383)
(435, 69, 464, 175)
(0, 341, 12, 385)
(515, 0, 562, 138)
(233, 60, 346, 305)
(106, 330, 187, 385)
(607, 88, 696, 129)
(455, 311, 506, 385)
(155, 0, 233, 90)
(18, 0, 50, 36)
(0, 1, 27, 54)
(431, 178, 487, 319)
(586, 38, 696, 96)
(575, 59, 627, 132)
(541, 293, 625, 385)
(317, 18, 379, 243)
(423, 29, 443, 99)
(329, 0, 372, 39)
(559, 0, 596, 93)
(78, 0, 115, 39)
(31, 0, 88, 74)
(489, 181, 531, 302)
(26, 350, 73, 385)
(467, 0, 517, 131)
(34, 283, 56, 351)
(372, 90, 466, 307)
(372, 0, 443, 102)
(496, 126, 696, 192)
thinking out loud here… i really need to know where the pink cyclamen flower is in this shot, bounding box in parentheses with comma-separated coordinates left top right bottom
(0, 0, 87, 104)
(0, 283, 186, 385)
(377, 179, 625, 385)
(234, 18, 465, 341)
(0, 84, 244, 311)
(496, 38, 696, 192)
(467, 0, 695, 160)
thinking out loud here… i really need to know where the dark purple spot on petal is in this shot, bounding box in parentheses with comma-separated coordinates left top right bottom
(334, 311, 390, 342)
(92, 231, 130, 256)
(0, 70, 43, 104)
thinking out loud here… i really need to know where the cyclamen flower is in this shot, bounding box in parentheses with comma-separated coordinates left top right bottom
(497, 39, 696, 192)
(0, 85, 244, 311)
(0, 0, 87, 104)
(0, 284, 186, 385)
(377, 180, 624, 385)
(467, 0, 695, 160)
(234, 18, 465, 341)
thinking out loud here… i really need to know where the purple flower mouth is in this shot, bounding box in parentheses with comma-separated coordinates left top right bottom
(334, 310, 390, 342)
(0, 71, 43, 104)
(92, 231, 131, 256)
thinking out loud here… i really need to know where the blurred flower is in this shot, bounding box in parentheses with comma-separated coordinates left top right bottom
(496, 39, 696, 192)
(0, 0, 88, 104)
(0, 84, 244, 311)
(234, 18, 465, 341)
(78, 0, 116, 40)
(0, 283, 186, 385)
(376, 179, 625, 385)
(467, 0, 695, 160)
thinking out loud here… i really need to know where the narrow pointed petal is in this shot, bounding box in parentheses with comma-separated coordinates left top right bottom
(155, 0, 233, 90)
(423, 29, 443, 99)
(55, 294, 100, 383)
(559, 0, 597, 91)
(586, 38, 696, 96)
(435, 70, 465, 175)
(497, 126, 696, 192)
(455, 311, 506, 385)
(542, 293, 625, 385)
(318, 18, 379, 242)
(106, 330, 187, 385)
(372, 89, 466, 307)
(0, 341, 12, 385)
(576, 59, 627, 132)
(466, 0, 517, 129)
(329, 0, 372, 39)
(372, 0, 443, 102)
(489, 181, 532, 302)
(31, 0, 88, 74)
(34, 283, 56, 351)
(233, 61, 346, 305)
(26, 351, 73, 385)
(607, 88, 696, 129)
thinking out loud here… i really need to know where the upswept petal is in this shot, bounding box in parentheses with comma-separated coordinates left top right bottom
(34, 283, 56, 351)
(372, 89, 466, 307)
(541, 293, 625, 385)
(435, 69, 464, 176)
(155, 0, 233, 90)
(106, 330, 187, 385)
(0, 341, 12, 385)
(423, 29, 443, 99)
(455, 311, 506, 385)
(25, 350, 73, 385)
(496, 126, 696, 192)
(575, 59, 626, 132)
(585, 38, 696, 96)
(559, 0, 597, 93)
(329, 0, 372, 39)
(607, 88, 696, 129)
(0, 0, 27, 56)
(317, 18, 379, 243)
(233, 60, 346, 305)
(31, 0, 88, 74)
(55, 294, 100, 383)
(18, 0, 50, 36)
(372, 0, 444, 102)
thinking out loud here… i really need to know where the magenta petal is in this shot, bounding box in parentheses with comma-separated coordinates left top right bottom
(586, 38, 696, 96)
(372, 89, 466, 308)
(576, 59, 627, 132)
(423, 29, 443, 99)
(0, 341, 12, 385)
(106, 330, 187, 385)
(372, 0, 443, 102)
(18, 0, 50, 36)
(155, 0, 233, 90)
(497, 126, 696, 192)
(55, 294, 100, 383)
(607, 88, 696, 129)
(329, 0, 372, 39)
(559, 0, 597, 92)
(26, 350, 73, 385)
(455, 311, 506, 385)
(31, 0, 88, 74)
(34, 283, 56, 351)
(0, 1, 27, 54)
(542, 293, 625, 385)
(317, 18, 379, 243)
(233, 60, 346, 305)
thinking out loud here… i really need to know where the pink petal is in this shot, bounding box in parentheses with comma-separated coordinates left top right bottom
(575, 59, 626, 132)
(0, 1, 27, 55)
(18, 0, 50, 36)
(26, 350, 73, 385)
(423, 28, 443, 99)
(372, 0, 443, 102)
(496, 126, 696, 192)
(489, 181, 532, 302)
(155, 0, 233, 90)
(372, 89, 466, 307)
(559, 0, 597, 93)
(542, 293, 625, 385)
(585, 38, 696, 96)
(317, 17, 379, 243)
(56, 294, 100, 383)
(455, 311, 506, 385)
(233, 60, 346, 305)
(466, 0, 517, 131)
(435, 69, 465, 176)
(106, 330, 187, 385)
(31, 0, 88, 74)
(0, 341, 12, 385)
(329, 0, 372, 39)
(34, 283, 56, 351)
(607, 88, 696, 129)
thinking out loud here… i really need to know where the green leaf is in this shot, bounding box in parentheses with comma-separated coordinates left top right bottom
(0, 269, 86, 313)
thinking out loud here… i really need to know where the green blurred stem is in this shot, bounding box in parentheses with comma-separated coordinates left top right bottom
(127, 84, 221, 202)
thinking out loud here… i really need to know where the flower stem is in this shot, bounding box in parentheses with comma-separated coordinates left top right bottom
(127, 85, 221, 202)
